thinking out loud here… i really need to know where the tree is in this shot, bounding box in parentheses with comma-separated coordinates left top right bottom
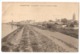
(61, 18, 68, 25)
(73, 20, 78, 25)
(49, 20, 53, 22)
(70, 23, 74, 27)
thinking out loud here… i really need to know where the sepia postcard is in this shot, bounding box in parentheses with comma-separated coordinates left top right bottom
(2, 2, 79, 52)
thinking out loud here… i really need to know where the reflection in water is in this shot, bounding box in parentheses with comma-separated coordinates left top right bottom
(11, 24, 13, 29)
(2, 24, 18, 38)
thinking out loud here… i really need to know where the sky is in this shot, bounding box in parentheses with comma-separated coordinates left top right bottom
(2, 2, 79, 23)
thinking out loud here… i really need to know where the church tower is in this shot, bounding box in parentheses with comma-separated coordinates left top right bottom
(73, 13, 76, 22)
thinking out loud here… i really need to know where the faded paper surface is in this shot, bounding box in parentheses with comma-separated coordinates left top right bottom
(2, 2, 79, 52)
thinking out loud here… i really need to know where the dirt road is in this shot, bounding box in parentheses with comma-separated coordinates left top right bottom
(2, 25, 78, 52)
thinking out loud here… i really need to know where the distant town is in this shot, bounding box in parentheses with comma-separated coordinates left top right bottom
(7, 14, 78, 30)
(4, 14, 78, 39)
